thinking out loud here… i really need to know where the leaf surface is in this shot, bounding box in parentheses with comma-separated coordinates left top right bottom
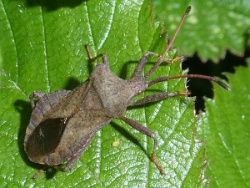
(0, 0, 211, 187)
(152, 0, 250, 61)
(199, 62, 250, 187)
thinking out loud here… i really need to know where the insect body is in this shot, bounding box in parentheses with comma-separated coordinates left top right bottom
(24, 6, 229, 178)
(24, 51, 149, 170)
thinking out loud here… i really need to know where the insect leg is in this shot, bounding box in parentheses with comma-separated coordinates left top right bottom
(129, 92, 189, 107)
(29, 91, 45, 108)
(85, 44, 109, 65)
(31, 166, 49, 180)
(119, 115, 165, 175)
(132, 52, 158, 78)
(132, 52, 183, 79)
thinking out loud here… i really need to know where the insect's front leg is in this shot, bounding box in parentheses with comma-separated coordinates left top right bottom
(119, 115, 165, 175)
(163, 55, 184, 64)
(129, 91, 190, 107)
(132, 52, 183, 79)
(132, 52, 158, 78)
(29, 91, 45, 108)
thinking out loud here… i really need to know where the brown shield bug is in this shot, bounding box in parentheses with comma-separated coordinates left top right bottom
(24, 6, 230, 179)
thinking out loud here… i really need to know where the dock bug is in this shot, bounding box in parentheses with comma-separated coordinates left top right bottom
(24, 6, 230, 179)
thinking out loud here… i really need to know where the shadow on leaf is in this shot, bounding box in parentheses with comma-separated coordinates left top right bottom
(23, 0, 89, 11)
(110, 122, 148, 157)
(15, 99, 57, 179)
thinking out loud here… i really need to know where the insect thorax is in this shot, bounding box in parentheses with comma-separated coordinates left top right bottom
(91, 63, 147, 117)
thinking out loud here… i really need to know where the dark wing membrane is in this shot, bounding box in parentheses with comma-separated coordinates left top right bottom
(25, 117, 67, 162)
(25, 109, 111, 165)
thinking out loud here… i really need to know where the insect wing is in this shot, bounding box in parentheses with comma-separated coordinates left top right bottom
(25, 80, 112, 166)
(25, 108, 111, 165)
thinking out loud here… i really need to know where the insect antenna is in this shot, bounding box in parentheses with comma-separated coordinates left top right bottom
(148, 74, 231, 91)
(144, 5, 230, 91)
(145, 6, 191, 78)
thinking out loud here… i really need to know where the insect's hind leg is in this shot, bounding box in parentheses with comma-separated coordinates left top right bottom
(119, 115, 165, 175)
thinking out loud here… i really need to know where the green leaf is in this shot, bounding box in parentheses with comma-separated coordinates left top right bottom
(199, 62, 250, 187)
(152, 0, 250, 61)
(0, 0, 206, 187)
